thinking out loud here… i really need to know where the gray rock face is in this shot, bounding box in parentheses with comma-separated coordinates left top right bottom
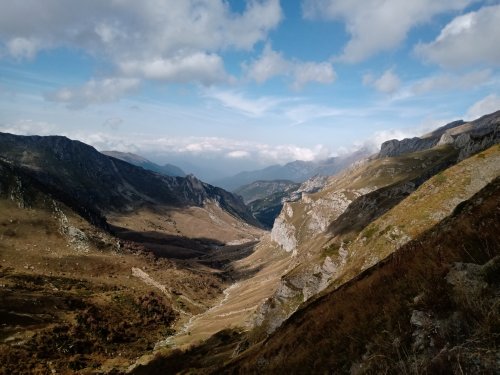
(437, 133, 454, 146)
(379, 110, 500, 159)
(287, 175, 328, 202)
(270, 203, 297, 253)
(379, 137, 439, 158)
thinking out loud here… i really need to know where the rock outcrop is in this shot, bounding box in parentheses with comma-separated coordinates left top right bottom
(379, 110, 499, 159)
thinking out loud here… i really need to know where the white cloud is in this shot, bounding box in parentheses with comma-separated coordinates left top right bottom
(466, 94, 500, 120)
(303, 0, 474, 62)
(204, 89, 289, 117)
(204, 89, 342, 124)
(0, 0, 281, 88)
(244, 44, 335, 89)
(226, 150, 251, 159)
(6, 37, 41, 59)
(364, 69, 401, 94)
(291, 61, 336, 90)
(120, 53, 228, 85)
(45, 77, 140, 108)
(257, 143, 330, 162)
(244, 44, 289, 83)
(0, 119, 56, 135)
(415, 5, 500, 67)
(409, 69, 492, 94)
(70, 131, 332, 165)
(284, 104, 342, 125)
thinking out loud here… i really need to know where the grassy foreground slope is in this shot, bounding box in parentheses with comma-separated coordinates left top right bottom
(229, 171, 500, 374)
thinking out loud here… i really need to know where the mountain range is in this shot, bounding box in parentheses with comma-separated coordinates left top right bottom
(101, 151, 186, 177)
(212, 147, 370, 191)
(0, 110, 499, 374)
(0, 133, 256, 225)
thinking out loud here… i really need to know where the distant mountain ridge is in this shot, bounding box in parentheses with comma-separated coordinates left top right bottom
(101, 150, 186, 177)
(213, 148, 371, 191)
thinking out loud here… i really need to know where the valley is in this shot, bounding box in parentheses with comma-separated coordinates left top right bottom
(2, 2, 500, 374)
(0, 111, 499, 374)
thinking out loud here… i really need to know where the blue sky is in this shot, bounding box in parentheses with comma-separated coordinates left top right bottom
(0, 0, 499, 179)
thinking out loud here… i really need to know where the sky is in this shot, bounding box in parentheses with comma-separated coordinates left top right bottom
(0, 0, 499, 179)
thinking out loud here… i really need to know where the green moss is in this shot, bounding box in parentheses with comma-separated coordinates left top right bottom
(379, 225, 393, 236)
(322, 242, 341, 259)
(434, 173, 447, 186)
(362, 224, 379, 239)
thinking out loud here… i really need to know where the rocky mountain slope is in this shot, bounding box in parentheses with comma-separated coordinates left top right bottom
(101, 150, 186, 177)
(213, 148, 370, 191)
(379, 110, 499, 158)
(0, 133, 260, 237)
(245, 176, 328, 229)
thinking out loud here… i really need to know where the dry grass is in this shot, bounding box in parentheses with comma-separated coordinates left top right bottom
(227, 176, 500, 374)
(0, 198, 228, 373)
(331, 144, 500, 290)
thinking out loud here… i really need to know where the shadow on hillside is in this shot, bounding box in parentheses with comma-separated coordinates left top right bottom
(109, 225, 260, 278)
(110, 224, 224, 259)
(196, 241, 263, 281)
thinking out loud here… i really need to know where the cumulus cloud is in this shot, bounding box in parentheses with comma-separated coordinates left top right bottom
(244, 44, 335, 90)
(415, 5, 500, 67)
(302, 0, 474, 62)
(466, 94, 500, 120)
(244, 44, 289, 83)
(45, 77, 140, 108)
(0, 0, 282, 92)
(120, 53, 229, 85)
(363, 69, 401, 94)
(291, 61, 336, 90)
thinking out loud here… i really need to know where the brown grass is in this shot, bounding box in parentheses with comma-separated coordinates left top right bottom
(226, 177, 500, 374)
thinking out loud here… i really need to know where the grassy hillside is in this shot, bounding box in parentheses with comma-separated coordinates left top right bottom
(0, 167, 243, 373)
(228, 175, 500, 374)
